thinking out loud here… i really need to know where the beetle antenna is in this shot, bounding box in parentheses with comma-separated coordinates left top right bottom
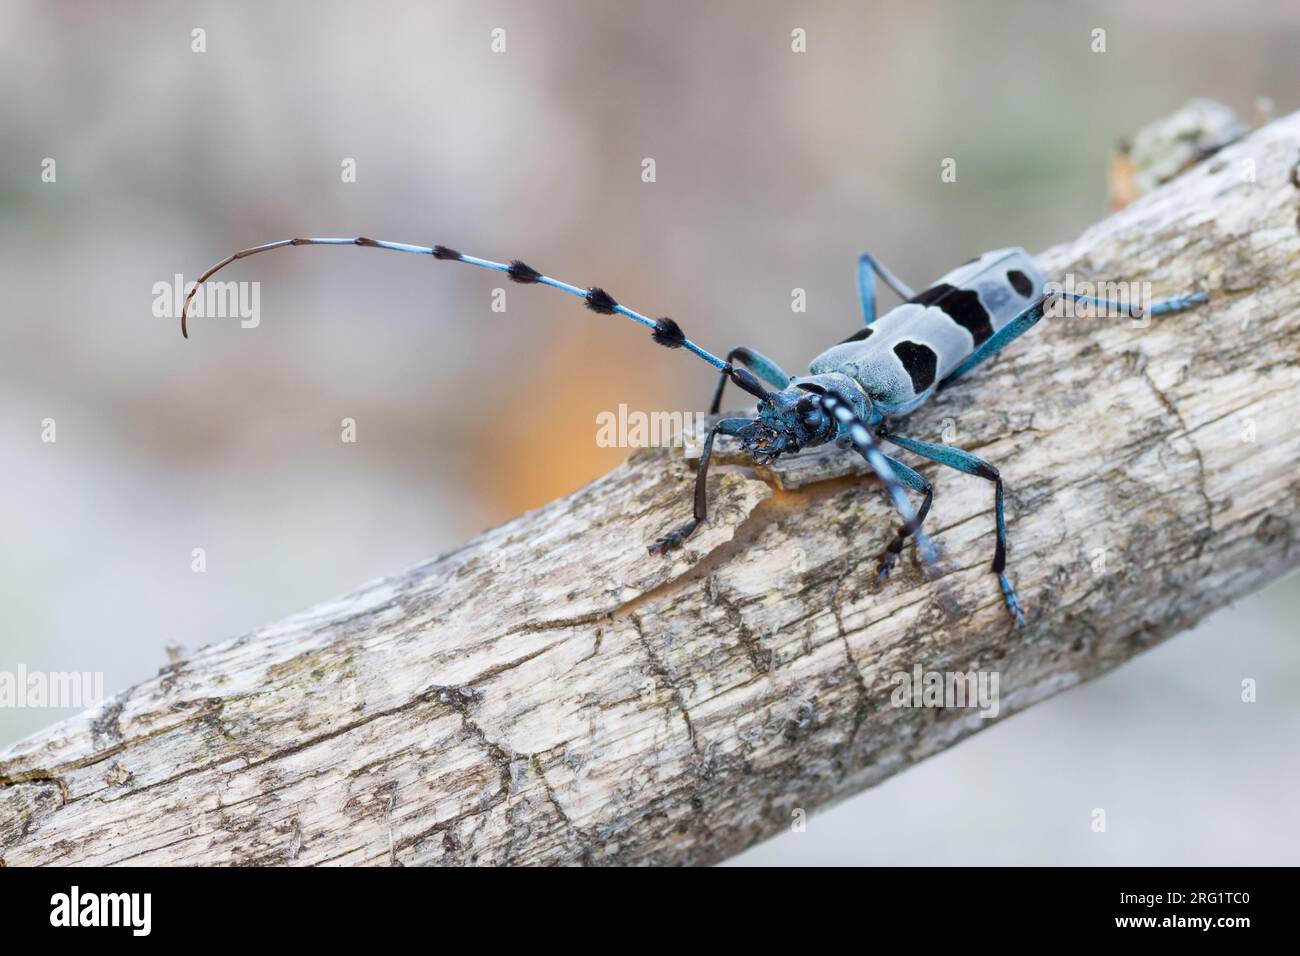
(180, 236, 732, 373)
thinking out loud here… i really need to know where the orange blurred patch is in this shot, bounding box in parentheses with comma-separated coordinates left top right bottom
(472, 342, 641, 516)
(1108, 146, 1140, 212)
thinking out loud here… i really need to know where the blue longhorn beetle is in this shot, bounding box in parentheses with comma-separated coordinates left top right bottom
(181, 239, 1207, 625)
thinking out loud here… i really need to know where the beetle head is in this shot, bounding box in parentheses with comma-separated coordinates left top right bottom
(737, 384, 836, 465)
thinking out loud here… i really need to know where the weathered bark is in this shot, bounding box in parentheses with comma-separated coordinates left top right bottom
(3, 113, 1299, 868)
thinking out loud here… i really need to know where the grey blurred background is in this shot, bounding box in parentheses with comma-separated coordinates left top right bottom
(1, 0, 1296, 864)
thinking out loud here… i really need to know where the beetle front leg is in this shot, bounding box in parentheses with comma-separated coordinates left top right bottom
(650, 418, 751, 555)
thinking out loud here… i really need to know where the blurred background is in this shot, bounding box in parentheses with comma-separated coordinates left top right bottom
(1, 0, 1296, 864)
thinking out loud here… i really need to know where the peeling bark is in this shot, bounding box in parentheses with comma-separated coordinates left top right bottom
(3, 113, 1300, 867)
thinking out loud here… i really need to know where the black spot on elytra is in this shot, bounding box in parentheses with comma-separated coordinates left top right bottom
(507, 260, 541, 283)
(1007, 269, 1034, 297)
(585, 287, 618, 314)
(912, 282, 994, 346)
(893, 340, 938, 393)
(838, 325, 874, 344)
(652, 317, 685, 348)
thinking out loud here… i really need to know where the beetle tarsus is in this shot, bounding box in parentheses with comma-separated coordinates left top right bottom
(649, 519, 700, 556)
